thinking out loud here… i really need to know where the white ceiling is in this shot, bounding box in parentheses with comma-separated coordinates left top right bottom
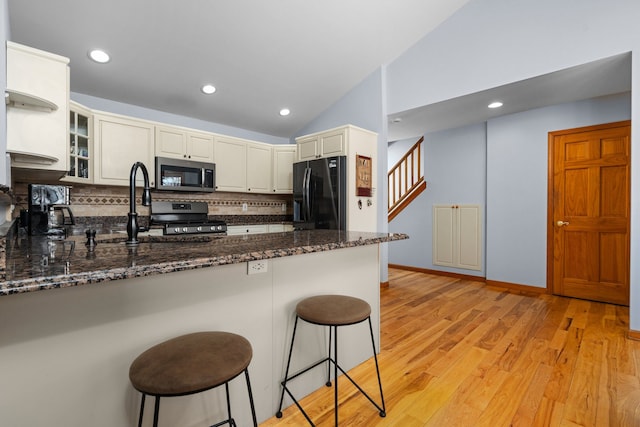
(7, 0, 472, 139)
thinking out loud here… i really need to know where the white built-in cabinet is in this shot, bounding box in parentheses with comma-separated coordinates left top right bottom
(62, 101, 92, 183)
(272, 145, 296, 193)
(155, 125, 214, 163)
(213, 136, 275, 193)
(6, 41, 70, 175)
(432, 204, 481, 271)
(296, 127, 347, 161)
(213, 136, 247, 192)
(93, 112, 155, 187)
(246, 142, 272, 193)
(226, 223, 294, 235)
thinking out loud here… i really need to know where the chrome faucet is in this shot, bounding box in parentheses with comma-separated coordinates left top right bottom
(126, 162, 152, 246)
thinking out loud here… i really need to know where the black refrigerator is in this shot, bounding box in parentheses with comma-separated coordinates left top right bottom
(293, 156, 347, 230)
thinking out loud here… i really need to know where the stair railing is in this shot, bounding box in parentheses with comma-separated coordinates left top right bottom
(388, 137, 425, 219)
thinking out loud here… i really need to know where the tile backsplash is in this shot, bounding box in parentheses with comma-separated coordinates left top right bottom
(13, 182, 292, 222)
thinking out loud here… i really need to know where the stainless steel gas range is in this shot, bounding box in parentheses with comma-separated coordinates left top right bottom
(149, 201, 227, 235)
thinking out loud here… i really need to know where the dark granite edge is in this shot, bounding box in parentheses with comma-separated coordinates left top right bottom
(0, 232, 409, 296)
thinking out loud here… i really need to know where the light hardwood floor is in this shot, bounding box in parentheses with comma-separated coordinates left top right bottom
(260, 267, 640, 426)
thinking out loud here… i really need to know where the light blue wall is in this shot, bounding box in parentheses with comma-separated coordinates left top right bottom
(71, 92, 290, 145)
(384, 0, 640, 330)
(487, 94, 630, 287)
(389, 93, 631, 282)
(389, 123, 486, 277)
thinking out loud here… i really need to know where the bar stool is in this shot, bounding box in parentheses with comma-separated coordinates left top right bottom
(129, 331, 258, 427)
(276, 294, 386, 426)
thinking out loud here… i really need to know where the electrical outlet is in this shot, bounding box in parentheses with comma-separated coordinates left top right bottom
(281, 203, 286, 212)
(247, 260, 268, 275)
(242, 203, 248, 212)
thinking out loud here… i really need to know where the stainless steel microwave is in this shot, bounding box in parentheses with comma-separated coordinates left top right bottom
(155, 157, 215, 192)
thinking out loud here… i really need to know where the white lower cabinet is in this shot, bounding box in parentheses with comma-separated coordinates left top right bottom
(226, 224, 293, 235)
(267, 223, 294, 232)
(226, 225, 269, 235)
(433, 204, 481, 271)
(93, 112, 155, 187)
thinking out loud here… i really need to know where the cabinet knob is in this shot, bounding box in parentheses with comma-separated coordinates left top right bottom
(183, 154, 187, 158)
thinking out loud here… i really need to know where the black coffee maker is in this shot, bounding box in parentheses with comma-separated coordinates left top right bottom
(27, 184, 75, 236)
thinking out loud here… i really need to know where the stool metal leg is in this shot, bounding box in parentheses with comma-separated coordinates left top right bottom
(368, 317, 386, 417)
(244, 369, 258, 427)
(226, 382, 234, 426)
(152, 396, 160, 427)
(326, 326, 333, 387)
(333, 325, 339, 427)
(277, 315, 386, 426)
(137, 394, 146, 427)
(276, 315, 299, 418)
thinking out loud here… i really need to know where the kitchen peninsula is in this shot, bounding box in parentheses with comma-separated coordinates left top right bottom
(0, 228, 407, 426)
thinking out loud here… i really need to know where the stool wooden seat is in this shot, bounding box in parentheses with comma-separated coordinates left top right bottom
(129, 331, 257, 427)
(276, 295, 386, 426)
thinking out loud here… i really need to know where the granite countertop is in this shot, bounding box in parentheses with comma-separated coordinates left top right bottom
(0, 229, 408, 296)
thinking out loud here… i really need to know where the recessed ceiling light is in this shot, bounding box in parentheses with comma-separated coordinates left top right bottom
(201, 84, 216, 95)
(279, 108, 290, 116)
(88, 49, 110, 64)
(488, 101, 503, 109)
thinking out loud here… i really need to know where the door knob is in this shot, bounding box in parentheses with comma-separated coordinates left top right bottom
(556, 220, 569, 227)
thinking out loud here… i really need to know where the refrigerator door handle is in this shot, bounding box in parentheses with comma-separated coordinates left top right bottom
(303, 167, 311, 221)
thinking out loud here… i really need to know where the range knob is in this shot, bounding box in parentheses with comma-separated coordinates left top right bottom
(182, 227, 188, 233)
(197, 226, 203, 232)
(173, 227, 180, 233)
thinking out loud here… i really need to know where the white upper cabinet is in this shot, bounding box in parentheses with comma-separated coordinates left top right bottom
(246, 141, 272, 193)
(6, 41, 70, 174)
(93, 112, 155, 187)
(272, 145, 296, 193)
(296, 127, 347, 161)
(62, 101, 93, 184)
(214, 136, 275, 193)
(155, 125, 214, 163)
(213, 135, 247, 192)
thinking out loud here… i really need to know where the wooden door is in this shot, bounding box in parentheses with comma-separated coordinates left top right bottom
(548, 121, 630, 305)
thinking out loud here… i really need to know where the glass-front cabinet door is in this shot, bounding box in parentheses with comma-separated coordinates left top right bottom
(64, 101, 92, 183)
